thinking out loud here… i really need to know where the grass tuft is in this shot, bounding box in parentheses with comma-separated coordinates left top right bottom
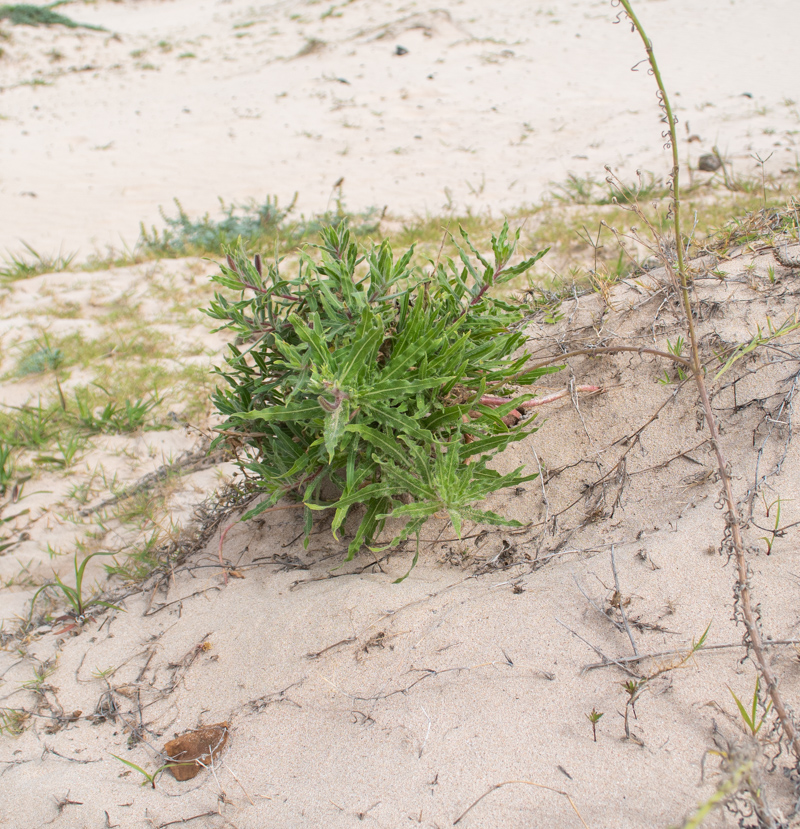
(0, 242, 76, 282)
(0, 3, 105, 31)
(15, 336, 64, 377)
(138, 195, 384, 258)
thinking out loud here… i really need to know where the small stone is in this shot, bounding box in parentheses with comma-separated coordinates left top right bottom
(698, 153, 721, 172)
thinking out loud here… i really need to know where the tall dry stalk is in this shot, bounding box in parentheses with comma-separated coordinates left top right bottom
(616, 0, 800, 760)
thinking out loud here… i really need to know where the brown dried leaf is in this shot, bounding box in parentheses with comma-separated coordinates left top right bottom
(163, 722, 229, 781)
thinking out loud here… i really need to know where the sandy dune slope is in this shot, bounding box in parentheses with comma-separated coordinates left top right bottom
(2, 2, 800, 827)
(2, 241, 800, 828)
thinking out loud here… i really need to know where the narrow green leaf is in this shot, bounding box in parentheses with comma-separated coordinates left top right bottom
(380, 501, 440, 522)
(338, 310, 383, 383)
(459, 430, 530, 460)
(234, 399, 323, 422)
(243, 497, 281, 521)
(445, 510, 461, 537)
(344, 496, 390, 560)
(323, 399, 350, 463)
(345, 424, 408, 466)
(289, 312, 330, 367)
(317, 482, 398, 511)
(358, 376, 452, 403)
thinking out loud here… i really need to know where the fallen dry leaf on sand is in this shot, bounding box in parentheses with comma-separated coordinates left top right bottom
(163, 723, 229, 781)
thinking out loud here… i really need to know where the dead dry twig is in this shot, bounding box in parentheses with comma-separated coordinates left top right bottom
(453, 779, 588, 827)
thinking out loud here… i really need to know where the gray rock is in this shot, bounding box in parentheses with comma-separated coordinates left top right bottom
(698, 153, 722, 172)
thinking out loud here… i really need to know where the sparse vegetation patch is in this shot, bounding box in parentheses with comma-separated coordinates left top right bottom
(0, 2, 104, 31)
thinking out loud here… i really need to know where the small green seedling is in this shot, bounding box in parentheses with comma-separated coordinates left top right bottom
(0, 441, 14, 493)
(4, 400, 57, 448)
(1, 472, 30, 555)
(623, 679, 645, 718)
(658, 337, 688, 385)
(0, 241, 76, 281)
(757, 495, 787, 556)
(21, 662, 53, 691)
(28, 550, 123, 625)
(140, 195, 299, 257)
(621, 678, 647, 740)
(587, 707, 603, 742)
(34, 434, 87, 469)
(618, 625, 710, 741)
(666, 336, 684, 357)
(0, 707, 28, 736)
(16, 335, 64, 376)
(714, 317, 800, 381)
(543, 307, 564, 325)
(71, 387, 162, 434)
(110, 754, 186, 789)
(729, 676, 772, 737)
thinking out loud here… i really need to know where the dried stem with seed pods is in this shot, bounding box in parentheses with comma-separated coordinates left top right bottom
(617, 0, 800, 760)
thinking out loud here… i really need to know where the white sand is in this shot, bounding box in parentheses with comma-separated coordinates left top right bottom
(1, 0, 799, 256)
(3, 246, 800, 828)
(2, 2, 800, 828)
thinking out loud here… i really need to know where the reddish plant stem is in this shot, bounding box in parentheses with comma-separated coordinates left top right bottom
(695, 369, 800, 756)
(620, 0, 800, 759)
(479, 386, 601, 409)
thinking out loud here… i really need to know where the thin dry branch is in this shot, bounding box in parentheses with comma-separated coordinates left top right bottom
(555, 617, 639, 678)
(512, 344, 691, 381)
(78, 445, 224, 517)
(583, 638, 800, 672)
(453, 779, 588, 827)
(610, 546, 638, 656)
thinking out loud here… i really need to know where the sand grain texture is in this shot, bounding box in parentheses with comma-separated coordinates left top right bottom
(1, 0, 799, 254)
(2, 2, 800, 827)
(3, 245, 800, 827)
